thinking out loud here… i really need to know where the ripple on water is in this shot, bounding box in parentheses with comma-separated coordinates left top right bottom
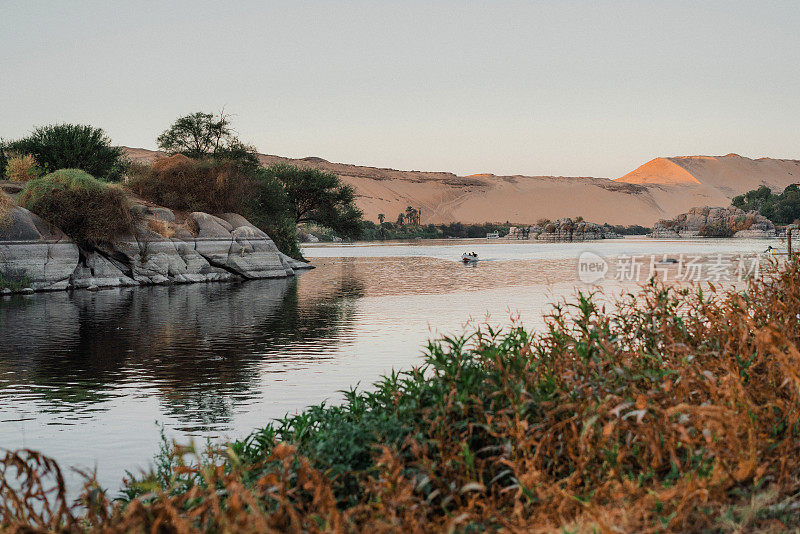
(0, 238, 773, 493)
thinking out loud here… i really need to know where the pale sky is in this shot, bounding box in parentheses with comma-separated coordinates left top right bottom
(2, 1, 799, 178)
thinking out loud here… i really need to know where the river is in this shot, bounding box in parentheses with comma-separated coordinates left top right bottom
(0, 237, 779, 494)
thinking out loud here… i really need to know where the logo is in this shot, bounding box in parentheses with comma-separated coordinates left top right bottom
(577, 251, 608, 283)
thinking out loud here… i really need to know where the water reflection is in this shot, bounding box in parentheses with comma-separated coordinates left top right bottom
(0, 239, 769, 493)
(0, 274, 364, 430)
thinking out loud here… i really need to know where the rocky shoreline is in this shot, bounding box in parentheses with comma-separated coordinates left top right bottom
(510, 218, 622, 241)
(649, 206, 776, 239)
(0, 205, 311, 295)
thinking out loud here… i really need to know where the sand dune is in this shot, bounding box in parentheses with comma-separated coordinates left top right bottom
(122, 148, 800, 226)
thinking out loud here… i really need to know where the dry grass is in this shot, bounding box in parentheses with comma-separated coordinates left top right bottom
(147, 218, 175, 239)
(4, 260, 800, 532)
(18, 169, 140, 246)
(128, 154, 249, 214)
(0, 189, 13, 227)
(4, 154, 42, 182)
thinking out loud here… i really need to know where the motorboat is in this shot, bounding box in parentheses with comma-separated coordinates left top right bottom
(462, 252, 478, 263)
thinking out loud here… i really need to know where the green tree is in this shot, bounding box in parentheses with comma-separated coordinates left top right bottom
(262, 163, 363, 238)
(732, 185, 772, 211)
(731, 184, 800, 225)
(378, 213, 385, 224)
(6, 124, 128, 181)
(242, 166, 303, 259)
(157, 111, 259, 169)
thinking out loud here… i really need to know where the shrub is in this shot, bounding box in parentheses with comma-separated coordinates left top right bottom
(0, 270, 31, 291)
(0, 189, 14, 227)
(698, 221, 734, 237)
(6, 124, 128, 181)
(19, 169, 139, 245)
(128, 155, 247, 214)
(5, 154, 43, 182)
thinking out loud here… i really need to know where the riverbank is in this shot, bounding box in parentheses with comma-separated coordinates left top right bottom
(0, 204, 310, 294)
(3, 257, 798, 532)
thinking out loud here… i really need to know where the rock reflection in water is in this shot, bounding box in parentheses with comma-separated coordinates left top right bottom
(0, 274, 364, 431)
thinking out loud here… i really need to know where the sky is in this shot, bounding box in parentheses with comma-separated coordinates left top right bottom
(1, 0, 799, 178)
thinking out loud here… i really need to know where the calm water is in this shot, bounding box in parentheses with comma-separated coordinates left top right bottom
(0, 237, 779, 493)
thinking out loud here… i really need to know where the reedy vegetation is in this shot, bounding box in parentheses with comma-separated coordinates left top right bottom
(3, 260, 800, 532)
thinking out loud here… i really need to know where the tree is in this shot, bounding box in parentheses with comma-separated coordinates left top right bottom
(378, 213, 385, 224)
(157, 111, 259, 169)
(404, 206, 421, 226)
(261, 163, 364, 238)
(6, 124, 128, 181)
(242, 166, 302, 259)
(731, 183, 800, 225)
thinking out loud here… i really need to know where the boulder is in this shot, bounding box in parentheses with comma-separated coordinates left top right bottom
(70, 251, 138, 289)
(525, 218, 616, 241)
(190, 212, 234, 238)
(0, 203, 311, 293)
(0, 207, 79, 291)
(96, 237, 235, 285)
(651, 206, 776, 238)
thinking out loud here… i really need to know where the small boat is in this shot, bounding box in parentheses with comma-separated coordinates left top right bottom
(462, 252, 478, 263)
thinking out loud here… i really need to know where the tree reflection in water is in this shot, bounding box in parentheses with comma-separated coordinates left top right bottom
(0, 271, 364, 431)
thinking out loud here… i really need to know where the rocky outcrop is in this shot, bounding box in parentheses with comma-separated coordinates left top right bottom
(511, 218, 621, 241)
(650, 206, 776, 239)
(0, 204, 311, 294)
(0, 207, 79, 291)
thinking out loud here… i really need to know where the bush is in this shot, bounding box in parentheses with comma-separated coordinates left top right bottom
(19, 169, 139, 245)
(4, 154, 43, 182)
(0, 270, 31, 291)
(0, 189, 14, 226)
(698, 221, 735, 237)
(6, 124, 128, 181)
(128, 155, 247, 214)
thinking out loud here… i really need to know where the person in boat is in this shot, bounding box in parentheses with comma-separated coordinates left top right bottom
(764, 246, 777, 254)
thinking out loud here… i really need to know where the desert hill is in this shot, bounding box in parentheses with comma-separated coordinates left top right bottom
(123, 148, 800, 226)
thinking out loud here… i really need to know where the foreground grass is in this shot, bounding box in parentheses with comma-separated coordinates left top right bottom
(3, 261, 800, 532)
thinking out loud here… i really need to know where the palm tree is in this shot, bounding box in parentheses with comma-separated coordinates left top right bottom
(405, 206, 420, 226)
(378, 213, 385, 225)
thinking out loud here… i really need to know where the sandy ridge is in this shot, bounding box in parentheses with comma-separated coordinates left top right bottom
(123, 148, 800, 226)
